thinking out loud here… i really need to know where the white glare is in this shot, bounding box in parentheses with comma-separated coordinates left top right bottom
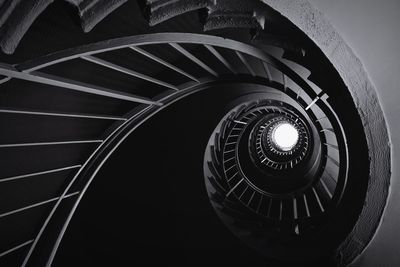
(271, 123, 299, 151)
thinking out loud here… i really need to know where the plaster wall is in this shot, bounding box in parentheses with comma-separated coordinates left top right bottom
(306, 1, 400, 266)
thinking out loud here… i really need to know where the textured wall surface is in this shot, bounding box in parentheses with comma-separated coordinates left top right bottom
(305, 1, 400, 266)
(261, 0, 391, 265)
(0, 0, 127, 54)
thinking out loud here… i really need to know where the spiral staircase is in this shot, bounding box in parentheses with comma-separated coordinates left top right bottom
(0, 1, 390, 266)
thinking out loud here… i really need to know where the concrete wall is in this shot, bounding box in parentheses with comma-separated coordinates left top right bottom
(306, 1, 400, 266)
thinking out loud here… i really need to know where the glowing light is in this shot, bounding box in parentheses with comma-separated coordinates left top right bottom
(271, 123, 299, 151)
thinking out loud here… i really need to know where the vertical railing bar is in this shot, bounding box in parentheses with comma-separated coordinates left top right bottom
(0, 77, 11, 84)
(235, 51, 256, 76)
(169, 43, 219, 77)
(203, 44, 236, 74)
(262, 61, 272, 80)
(21, 105, 153, 267)
(81, 55, 179, 91)
(129, 46, 200, 83)
(0, 240, 34, 258)
(0, 64, 160, 105)
(0, 191, 80, 219)
(0, 165, 82, 183)
(0, 140, 103, 148)
(0, 108, 127, 121)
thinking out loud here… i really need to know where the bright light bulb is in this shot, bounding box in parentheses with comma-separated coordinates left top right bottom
(271, 123, 299, 151)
